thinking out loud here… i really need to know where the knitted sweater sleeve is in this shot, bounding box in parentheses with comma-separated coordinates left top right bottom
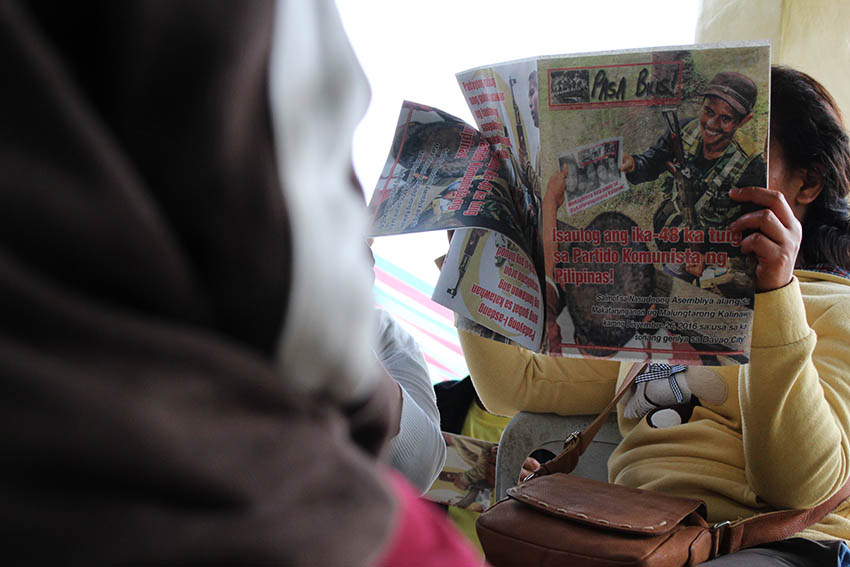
(458, 330, 619, 417)
(375, 309, 446, 493)
(741, 277, 850, 508)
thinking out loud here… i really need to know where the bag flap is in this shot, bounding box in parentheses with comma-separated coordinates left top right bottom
(507, 473, 707, 536)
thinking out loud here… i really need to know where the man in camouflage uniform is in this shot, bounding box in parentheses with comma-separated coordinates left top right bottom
(621, 71, 765, 237)
(621, 71, 765, 292)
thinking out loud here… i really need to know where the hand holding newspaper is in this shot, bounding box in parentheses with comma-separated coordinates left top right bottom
(368, 42, 769, 365)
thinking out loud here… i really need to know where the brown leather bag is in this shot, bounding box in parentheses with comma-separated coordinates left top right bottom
(476, 363, 850, 566)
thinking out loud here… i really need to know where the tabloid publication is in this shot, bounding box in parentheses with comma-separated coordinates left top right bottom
(424, 433, 498, 512)
(368, 42, 770, 365)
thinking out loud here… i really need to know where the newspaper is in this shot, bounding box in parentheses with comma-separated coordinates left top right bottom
(423, 432, 498, 512)
(557, 137, 628, 215)
(368, 42, 770, 365)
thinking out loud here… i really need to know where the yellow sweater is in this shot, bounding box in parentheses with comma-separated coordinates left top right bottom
(459, 270, 850, 541)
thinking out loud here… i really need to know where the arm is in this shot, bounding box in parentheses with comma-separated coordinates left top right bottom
(542, 166, 567, 280)
(621, 128, 676, 185)
(458, 329, 619, 417)
(731, 186, 850, 507)
(374, 309, 446, 493)
(741, 279, 850, 508)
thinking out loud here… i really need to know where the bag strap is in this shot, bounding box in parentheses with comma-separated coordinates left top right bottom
(528, 361, 647, 478)
(525, 361, 850, 554)
(718, 483, 850, 554)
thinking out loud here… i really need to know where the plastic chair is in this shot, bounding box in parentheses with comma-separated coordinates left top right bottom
(494, 411, 621, 500)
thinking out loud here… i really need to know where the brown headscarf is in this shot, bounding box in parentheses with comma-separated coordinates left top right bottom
(0, 0, 397, 563)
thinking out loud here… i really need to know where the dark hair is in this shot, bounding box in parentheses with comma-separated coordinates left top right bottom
(770, 66, 850, 270)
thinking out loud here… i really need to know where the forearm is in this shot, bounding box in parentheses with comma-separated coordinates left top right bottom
(458, 329, 618, 417)
(741, 278, 850, 508)
(374, 309, 445, 491)
(625, 131, 673, 185)
(386, 386, 446, 493)
(347, 365, 402, 457)
(542, 203, 559, 279)
(375, 311, 440, 427)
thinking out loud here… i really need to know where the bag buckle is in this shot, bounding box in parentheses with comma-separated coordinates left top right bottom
(522, 469, 541, 482)
(563, 431, 581, 449)
(710, 520, 731, 556)
(711, 520, 730, 534)
(522, 431, 581, 483)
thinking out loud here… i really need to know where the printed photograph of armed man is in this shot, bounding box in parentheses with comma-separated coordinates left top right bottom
(538, 46, 769, 362)
(620, 70, 765, 294)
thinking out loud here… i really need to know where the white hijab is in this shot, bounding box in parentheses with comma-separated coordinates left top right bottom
(269, 0, 379, 403)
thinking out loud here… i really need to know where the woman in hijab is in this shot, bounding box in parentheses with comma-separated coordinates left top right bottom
(0, 1, 478, 564)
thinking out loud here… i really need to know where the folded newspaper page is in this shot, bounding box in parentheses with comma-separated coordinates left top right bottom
(368, 42, 770, 365)
(424, 432, 498, 512)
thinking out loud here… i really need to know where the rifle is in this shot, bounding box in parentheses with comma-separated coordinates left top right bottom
(509, 76, 529, 175)
(447, 230, 483, 298)
(661, 109, 696, 227)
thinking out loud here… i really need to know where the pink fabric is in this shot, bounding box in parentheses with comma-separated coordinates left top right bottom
(376, 471, 485, 567)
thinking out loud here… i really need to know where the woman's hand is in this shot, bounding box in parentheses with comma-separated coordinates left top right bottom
(521, 455, 541, 480)
(544, 165, 568, 214)
(542, 165, 568, 278)
(729, 186, 802, 292)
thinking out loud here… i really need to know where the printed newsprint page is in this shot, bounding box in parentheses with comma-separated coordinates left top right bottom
(532, 43, 769, 364)
(368, 102, 546, 351)
(424, 432, 498, 512)
(442, 58, 547, 351)
(369, 42, 769, 365)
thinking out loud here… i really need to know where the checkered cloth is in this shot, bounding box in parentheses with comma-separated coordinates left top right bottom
(635, 364, 687, 403)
